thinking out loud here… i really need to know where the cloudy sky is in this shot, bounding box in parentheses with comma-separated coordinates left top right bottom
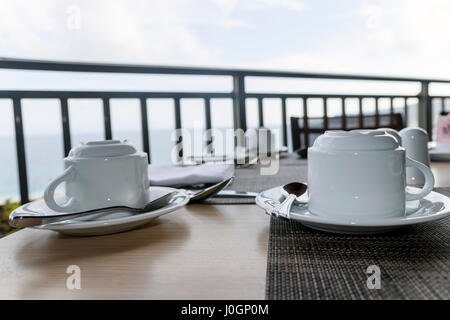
(0, 0, 449, 136)
(1, 0, 450, 76)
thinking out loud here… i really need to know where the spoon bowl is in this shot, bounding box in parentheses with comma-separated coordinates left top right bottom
(185, 177, 234, 202)
(267, 182, 308, 219)
(280, 182, 309, 203)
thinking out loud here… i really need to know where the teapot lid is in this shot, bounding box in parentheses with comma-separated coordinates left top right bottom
(68, 140, 138, 158)
(312, 130, 400, 151)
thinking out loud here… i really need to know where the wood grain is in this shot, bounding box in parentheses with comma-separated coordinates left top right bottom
(0, 204, 269, 299)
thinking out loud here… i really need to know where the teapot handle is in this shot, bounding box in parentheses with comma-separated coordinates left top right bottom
(405, 157, 434, 201)
(44, 166, 77, 212)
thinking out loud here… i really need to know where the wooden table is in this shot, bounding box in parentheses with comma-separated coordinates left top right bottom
(0, 162, 448, 300)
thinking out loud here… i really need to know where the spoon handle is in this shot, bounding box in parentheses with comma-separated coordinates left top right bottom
(266, 194, 296, 219)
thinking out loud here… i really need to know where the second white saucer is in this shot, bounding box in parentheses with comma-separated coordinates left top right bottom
(256, 186, 450, 234)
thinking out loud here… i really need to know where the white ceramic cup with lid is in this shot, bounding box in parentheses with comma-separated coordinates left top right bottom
(399, 127, 430, 185)
(44, 140, 150, 213)
(307, 130, 434, 220)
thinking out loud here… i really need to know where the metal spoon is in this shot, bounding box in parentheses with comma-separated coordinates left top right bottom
(9, 191, 177, 229)
(266, 182, 308, 219)
(185, 176, 234, 202)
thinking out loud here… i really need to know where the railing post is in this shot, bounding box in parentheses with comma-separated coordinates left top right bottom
(418, 81, 432, 139)
(174, 97, 183, 161)
(281, 98, 287, 146)
(404, 97, 408, 127)
(60, 97, 72, 156)
(232, 74, 246, 132)
(139, 97, 150, 162)
(102, 97, 112, 140)
(257, 97, 264, 127)
(204, 97, 213, 155)
(12, 98, 29, 204)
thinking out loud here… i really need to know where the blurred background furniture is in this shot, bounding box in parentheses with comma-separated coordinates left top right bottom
(290, 113, 404, 150)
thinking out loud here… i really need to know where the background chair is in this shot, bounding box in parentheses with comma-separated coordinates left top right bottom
(290, 113, 404, 150)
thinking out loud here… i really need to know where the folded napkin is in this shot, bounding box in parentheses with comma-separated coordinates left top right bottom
(149, 163, 234, 187)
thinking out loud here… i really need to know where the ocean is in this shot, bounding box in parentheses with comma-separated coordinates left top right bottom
(0, 130, 174, 201)
(0, 105, 419, 202)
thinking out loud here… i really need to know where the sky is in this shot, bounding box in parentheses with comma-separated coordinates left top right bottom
(0, 0, 450, 136)
(1, 0, 450, 76)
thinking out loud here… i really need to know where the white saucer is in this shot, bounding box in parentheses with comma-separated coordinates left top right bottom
(13, 187, 189, 236)
(256, 186, 450, 234)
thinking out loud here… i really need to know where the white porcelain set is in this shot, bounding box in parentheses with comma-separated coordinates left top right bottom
(44, 140, 150, 213)
(12, 140, 190, 236)
(256, 129, 449, 234)
(308, 130, 434, 220)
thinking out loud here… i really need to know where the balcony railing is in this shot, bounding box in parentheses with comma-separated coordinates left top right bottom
(1, 58, 450, 204)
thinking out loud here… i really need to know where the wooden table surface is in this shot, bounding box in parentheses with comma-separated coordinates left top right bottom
(0, 162, 448, 300)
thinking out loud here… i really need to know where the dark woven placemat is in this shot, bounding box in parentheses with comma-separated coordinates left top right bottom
(266, 187, 450, 300)
(206, 154, 307, 204)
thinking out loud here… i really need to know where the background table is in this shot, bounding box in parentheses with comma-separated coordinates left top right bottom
(0, 160, 448, 299)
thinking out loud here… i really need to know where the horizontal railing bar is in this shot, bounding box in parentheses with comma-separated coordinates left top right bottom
(429, 96, 450, 99)
(2, 91, 449, 101)
(0, 91, 232, 99)
(2, 58, 450, 83)
(245, 93, 418, 99)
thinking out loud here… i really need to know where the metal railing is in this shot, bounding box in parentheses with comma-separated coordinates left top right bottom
(1, 58, 450, 204)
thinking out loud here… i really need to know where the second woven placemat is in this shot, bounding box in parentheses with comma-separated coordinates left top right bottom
(266, 187, 450, 300)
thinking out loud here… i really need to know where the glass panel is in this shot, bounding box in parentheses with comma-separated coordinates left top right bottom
(68, 99, 104, 147)
(245, 98, 259, 129)
(362, 98, 376, 127)
(392, 98, 405, 117)
(181, 99, 205, 160)
(263, 98, 282, 148)
(306, 98, 323, 129)
(378, 98, 391, 115)
(22, 99, 64, 199)
(431, 98, 442, 140)
(147, 99, 175, 165)
(285, 98, 303, 151)
(110, 99, 142, 150)
(0, 69, 232, 92)
(245, 77, 419, 95)
(345, 98, 360, 129)
(327, 98, 343, 129)
(406, 98, 419, 127)
(0, 99, 19, 202)
(210, 99, 234, 157)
